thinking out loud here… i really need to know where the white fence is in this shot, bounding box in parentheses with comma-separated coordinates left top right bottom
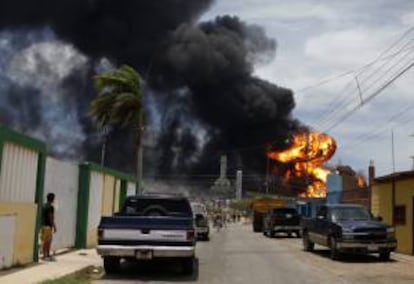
(44, 158, 79, 251)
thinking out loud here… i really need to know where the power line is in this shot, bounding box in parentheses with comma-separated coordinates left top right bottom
(307, 27, 414, 129)
(322, 60, 414, 133)
(295, 25, 414, 95)
(315, 45, 414, 130)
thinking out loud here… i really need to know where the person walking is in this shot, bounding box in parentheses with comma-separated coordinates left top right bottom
(41, 193, 56, 261)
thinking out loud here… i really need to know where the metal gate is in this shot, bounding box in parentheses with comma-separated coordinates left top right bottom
(44, 157, 79, 251)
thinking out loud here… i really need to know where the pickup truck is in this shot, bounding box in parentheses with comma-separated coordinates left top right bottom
(263, 207, 301, 238)
(301, 204, 397, 260)
(96, 195, 196, 274)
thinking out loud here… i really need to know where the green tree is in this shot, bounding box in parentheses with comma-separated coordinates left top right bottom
(90, 65, 143, 191)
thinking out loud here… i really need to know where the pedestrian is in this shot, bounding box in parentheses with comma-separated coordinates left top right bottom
(41, 192, 57, 261)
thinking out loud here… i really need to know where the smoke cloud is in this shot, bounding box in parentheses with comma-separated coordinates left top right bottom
(0, 0, 301, 192)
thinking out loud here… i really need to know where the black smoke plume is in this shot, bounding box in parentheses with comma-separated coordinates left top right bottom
(0, 0, 301, 192)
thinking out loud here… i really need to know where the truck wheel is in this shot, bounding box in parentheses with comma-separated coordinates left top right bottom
(296, 230, 302, 238)
(103, 256, 120, 274)
(182, 257, 195, 275)
(379, 252, 391, 261)
(303, 231, 314, 252)
(329, 236, 340, 260)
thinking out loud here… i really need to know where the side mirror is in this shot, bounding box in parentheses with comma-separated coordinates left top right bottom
(375, 216, 383, 222)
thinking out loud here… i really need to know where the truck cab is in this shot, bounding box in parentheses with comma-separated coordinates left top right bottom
(301, 204, 397, 260)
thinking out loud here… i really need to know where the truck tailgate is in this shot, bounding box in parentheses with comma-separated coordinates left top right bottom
(98, 216, 194, 244)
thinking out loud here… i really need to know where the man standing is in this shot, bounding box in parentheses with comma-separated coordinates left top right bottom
(41, 193, 56, 261)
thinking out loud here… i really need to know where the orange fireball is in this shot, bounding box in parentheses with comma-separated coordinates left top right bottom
(268, 132, 337, 198)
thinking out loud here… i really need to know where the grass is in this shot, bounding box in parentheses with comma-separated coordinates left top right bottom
(39, 272, 90, 284)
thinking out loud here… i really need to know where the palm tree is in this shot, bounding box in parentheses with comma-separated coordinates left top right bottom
(90, 65, 143, 191)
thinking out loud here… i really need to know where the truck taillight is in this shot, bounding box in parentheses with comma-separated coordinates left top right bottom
(98, 228, 105, 239)
(187, 230, 195, 241)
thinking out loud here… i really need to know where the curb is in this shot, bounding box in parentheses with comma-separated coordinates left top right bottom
(36, 265, 103, 284)
(392, 252, 414, 263)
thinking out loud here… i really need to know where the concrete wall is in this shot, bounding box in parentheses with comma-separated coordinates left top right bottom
(0, 214, 16, 269)
(86, 171, 104, 248)
(0, 203, 37, 265)
(0, 127, 46, 266)
(371, 183, 393, 225)
(395, 179, 414, 254)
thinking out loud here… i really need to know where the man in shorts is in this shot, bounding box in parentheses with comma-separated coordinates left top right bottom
(41, 193, 57, 261)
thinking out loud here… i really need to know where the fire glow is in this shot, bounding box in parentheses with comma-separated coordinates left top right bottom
(267, 132, 337, 198)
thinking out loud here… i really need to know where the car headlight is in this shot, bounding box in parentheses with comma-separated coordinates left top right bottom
(386, 227, 395, 233)
(341, 228, 354, 240)
(342, 234, 354, 240)
(387, 227, 395, 238)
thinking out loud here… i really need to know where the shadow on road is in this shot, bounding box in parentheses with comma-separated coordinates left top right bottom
(310, 249, 398, 263)
(102, 258, 199, 282)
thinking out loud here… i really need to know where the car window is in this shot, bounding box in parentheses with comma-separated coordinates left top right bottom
(123, 198, 192, 217)
(316, 206, 327, 218)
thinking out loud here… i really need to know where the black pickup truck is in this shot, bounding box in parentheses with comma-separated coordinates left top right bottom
(263, 207, 301, 238)
(96, 195, 196, 274)
(301, 204, 397, 260)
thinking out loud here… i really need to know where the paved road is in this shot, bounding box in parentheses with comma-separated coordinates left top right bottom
(93, 224, 414, 284)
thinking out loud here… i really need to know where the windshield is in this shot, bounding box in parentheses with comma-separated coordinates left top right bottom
(331, 207, 371, 221)
(272, 208, 298, 216)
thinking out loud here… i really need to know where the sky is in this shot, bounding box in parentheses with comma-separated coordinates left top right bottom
(202, 0, 414, 177)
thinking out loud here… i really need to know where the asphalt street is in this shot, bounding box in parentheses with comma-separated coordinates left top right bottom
(93, 224, 414, 284)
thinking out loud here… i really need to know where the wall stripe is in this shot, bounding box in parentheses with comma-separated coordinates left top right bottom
(33, 153, 46, 262)
(75, 164, 91, 249)
(120, 180, 127, 210)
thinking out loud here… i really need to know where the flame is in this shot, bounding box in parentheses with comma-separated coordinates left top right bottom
(356, 175, 367, 188)
(268, 132, 337, 198)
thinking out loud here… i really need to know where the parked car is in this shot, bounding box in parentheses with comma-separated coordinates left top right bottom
(194, 213, 210, 240)
(301, 204, 397, 260)
(96, 195, 197, 274)
(263, 207, 301, 238)
(191, 202, 210, 240)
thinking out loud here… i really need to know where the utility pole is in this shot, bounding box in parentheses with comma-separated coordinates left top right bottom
(136, 112, 144, 194)
(305, 132, 310, 198)
(410, 156, 414, 170)
(100, 126, 109, 166)
(391, 129, 396, 173)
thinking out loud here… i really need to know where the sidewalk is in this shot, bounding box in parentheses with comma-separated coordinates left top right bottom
(0, 249, 102, 284)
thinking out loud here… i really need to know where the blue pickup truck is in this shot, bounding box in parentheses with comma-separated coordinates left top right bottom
(301, 204, 397, 260)
(96, 195, 196, 274)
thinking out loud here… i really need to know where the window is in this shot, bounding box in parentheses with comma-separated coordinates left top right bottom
(394, 205, 406, 225)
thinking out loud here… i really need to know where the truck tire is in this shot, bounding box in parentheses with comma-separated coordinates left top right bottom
(329, 236, 340, 260)
(103, 256, 120, 274)
(302, 231, 314, 252)
(182, 257, 195, 275)
(295, 230, 302, 238)
(379, 251, 391, 261)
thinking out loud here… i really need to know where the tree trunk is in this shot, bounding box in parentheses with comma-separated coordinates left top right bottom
(136, 112, 143, 194)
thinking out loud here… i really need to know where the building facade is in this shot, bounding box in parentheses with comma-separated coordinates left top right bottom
(371, 171, 414, 255)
